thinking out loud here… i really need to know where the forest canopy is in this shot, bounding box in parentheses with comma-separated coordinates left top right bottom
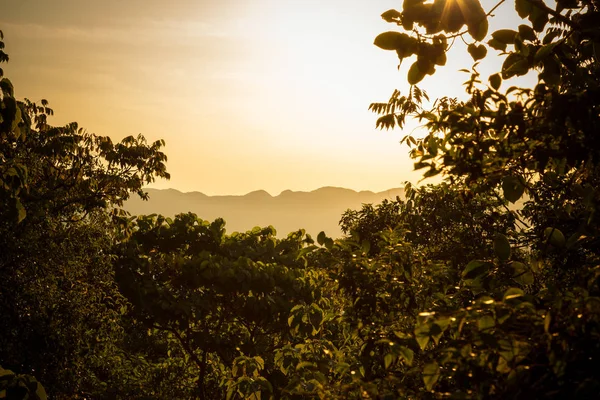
(1, 0, 600, 398)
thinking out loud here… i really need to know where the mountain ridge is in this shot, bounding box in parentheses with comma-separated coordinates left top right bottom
(124, 186, 404, 238)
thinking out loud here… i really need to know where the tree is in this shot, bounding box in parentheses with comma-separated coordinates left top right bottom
(363, 0, 600, 397)
(0, 30, 172, 398)
(115, 214, 330, 399)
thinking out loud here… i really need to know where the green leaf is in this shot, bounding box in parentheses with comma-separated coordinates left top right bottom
(478, 315, 496, 331)
(423, 362, 440, 391)
(407, 61, 426, 85)
(468, 43, 487, 61)
(0, 367, 15, 378)
(317, 231, 326, 246)
(384, 353, 396, 369)
(324, 237, 334, 250)
(511, 262, 534, 285)
(462, 260, 490, 279)
(493, 233, 511, 261)
(398, 346, 414, 366)
(0, 78, 14, 97)
(414, 323, 430, 350)
(544, 313, 551, 333)
(361, 240, 371, 254)
(544, 227, 566, 247)
(34, 382, 48, 400)
(502, 176, 525, 203)
(489, 73, 501, 90)
(15, 198, 26, 223)
(296, 361, 316, 371)
(503, 287, 525, 301)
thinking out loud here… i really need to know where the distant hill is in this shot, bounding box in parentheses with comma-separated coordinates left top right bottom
(123, 187, 404, 238)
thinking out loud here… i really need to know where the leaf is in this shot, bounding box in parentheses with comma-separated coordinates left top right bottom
(374, 31, 411, 52)
(15, 198, 27, 223)
(489, 73, 501, 90)
(423, 362, 440, 391)
(502, 176, 525, 203)
(534, 42, 559, 62)
(408, 61, 426, 85)
(493, 233, 511, 261)
(434, 51, 447, 66)
(544, 313, 551, 333)
(468, 15, 488, 42)
(0, 77, 14, 97)
(254, 356, 265, 371)
(518, 24, 536, 41)
(502, 54, 529, 78)
(35, 382, 48, 400)
(530, 6, 549, 32)
(478, 315, 496, 332)
(429, 323, 443, 345)
(414, 323, 430, 350)
(544, 227, 566, 247)
(515, 0, 533, 18)
(381, 9, 401, 22)
(398, 346, 414, 366)
(462, 260, 490, 279)
(0, 367, 15, 378)
(503, 287, 525, 301)
(492, 29, 518, 45)
(540, 58, 561, 85)
(361, 240, 371, 254)
(384, 353, 396, 369)
(324, 237, 334, 250)
(468, 43, 487, 61)
(488, 38, 507, 52)
(511, 262, 534, 285)
(317, 231, 326, 246)
(296, 361, 316, 371)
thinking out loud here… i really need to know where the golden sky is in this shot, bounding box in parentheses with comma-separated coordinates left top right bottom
(1, 0, 525, 195)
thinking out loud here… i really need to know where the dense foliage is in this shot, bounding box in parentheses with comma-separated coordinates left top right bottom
(1, 0, 599, 397)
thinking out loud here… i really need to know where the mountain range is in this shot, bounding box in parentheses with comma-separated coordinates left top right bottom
(123, 187, 404, 238)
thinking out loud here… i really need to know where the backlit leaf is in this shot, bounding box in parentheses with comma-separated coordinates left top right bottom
(502, 176, 525, 203)
(408, 61, 426, 85)
(423, 362, 440, 391)
(489, 73, 501, 90)
(544, 227, 566, 247)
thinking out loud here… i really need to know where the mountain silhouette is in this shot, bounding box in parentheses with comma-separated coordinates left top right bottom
(123, 187, 404, 238)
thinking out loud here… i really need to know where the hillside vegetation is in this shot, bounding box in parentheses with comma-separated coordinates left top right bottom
(1, 0, 600, 398)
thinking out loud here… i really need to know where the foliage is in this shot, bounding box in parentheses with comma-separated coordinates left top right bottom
(0, 30, 172, 398)
(364, 0, 600, 398)
(3, 0, 600, 398)
(114, 214, 329, 398)
(0, 366, 47, 400)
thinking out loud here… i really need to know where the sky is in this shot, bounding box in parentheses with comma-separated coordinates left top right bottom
(0, 0, 526, 195)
